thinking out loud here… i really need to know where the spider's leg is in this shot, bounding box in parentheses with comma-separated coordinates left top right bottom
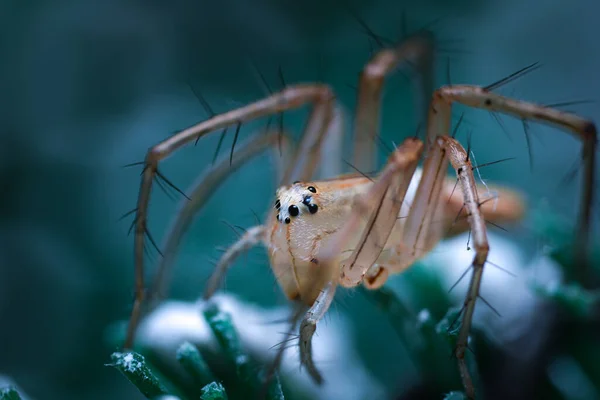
(203, 225, 266, 300)
(125, 85, 335, 349)
(353, 32, 435, 173)
(440, 174, 525, 238)
(151, 132, 294, 306)
(398, 112, 451, 268)
(317, 104, 346, 179)
(337, 138, 424, 288)
(298, 282, 336, 384)
(390, 135, 489, 398)
(421, 85, 596, 398)
(431, 86, 597, 275)
(440, 136, 492, 399)
(278, 89, 338, 184)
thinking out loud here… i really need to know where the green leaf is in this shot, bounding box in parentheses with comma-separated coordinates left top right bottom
(107, 351, 169, 398)
(263, 372, 285, 400)
(176, 341, 215, 389)
(203, 304, 261, 390)
(200, 382, 228, 400)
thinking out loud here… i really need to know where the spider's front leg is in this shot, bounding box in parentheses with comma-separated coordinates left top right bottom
(336, 138, 424, 288)
(125, 84, 338, 349)
(298, 138, 424, 381)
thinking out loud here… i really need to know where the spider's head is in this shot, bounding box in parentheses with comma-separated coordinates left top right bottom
(274, 181, 319, 224)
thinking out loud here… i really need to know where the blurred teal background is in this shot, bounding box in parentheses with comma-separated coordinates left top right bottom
(1, 0, 599, 399)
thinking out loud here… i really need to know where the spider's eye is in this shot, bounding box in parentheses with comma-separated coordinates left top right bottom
(302, 196, 312, 205)
(288, 205, 299, 217)
(285, 217, 291, 224)
(308, 203, 318, 214)
(275, 199, 281, 209)
(307, 186, 317, 193)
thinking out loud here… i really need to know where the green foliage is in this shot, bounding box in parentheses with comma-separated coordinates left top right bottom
(203, 304, 286, 400)
(361, 285, 466, 392)
(0, 387, 22, 400)
(443, 391, 467, 400)
(529, 209, 600, 319)
(176, 341, 216, 390)
(532, 282, 600, 319)
(107, 352, 169, 399)
(200, 382, 228, 400)
(203, 305, 253, 384)
(106, 304, 286, 400)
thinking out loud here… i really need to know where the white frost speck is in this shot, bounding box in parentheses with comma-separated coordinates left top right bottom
(417, 309, 431, 324)
(115, 352, 144, 373)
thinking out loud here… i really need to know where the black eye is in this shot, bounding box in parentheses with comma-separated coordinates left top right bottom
(308, 204, 318, 214)
(288, 205, 299, 217)
(275, 199, 281, 209)
(285, 217, 291, 224)
(307, 186, 316, 193)
(302, 196, 312, 205)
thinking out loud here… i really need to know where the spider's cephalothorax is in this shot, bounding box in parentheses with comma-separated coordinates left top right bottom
(267, 177, 373, 302)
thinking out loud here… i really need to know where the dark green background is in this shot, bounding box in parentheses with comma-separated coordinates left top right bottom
(1, 0, 599, 399)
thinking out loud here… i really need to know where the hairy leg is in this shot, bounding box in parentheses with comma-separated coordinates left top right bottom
(151, 132, 293, 305)
(339, 138, 424, 287)
(429, 87, 596, 397)
(298, 282, 337, 383)
(353, 33, 435, 173)
(125, 84, 337, 349)
(431, 85, 596, 274)
(438, 136, 491, 399)
(203, 225, 266, 300)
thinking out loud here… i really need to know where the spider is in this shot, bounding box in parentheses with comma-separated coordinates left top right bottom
(122, 31, 597, 398)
